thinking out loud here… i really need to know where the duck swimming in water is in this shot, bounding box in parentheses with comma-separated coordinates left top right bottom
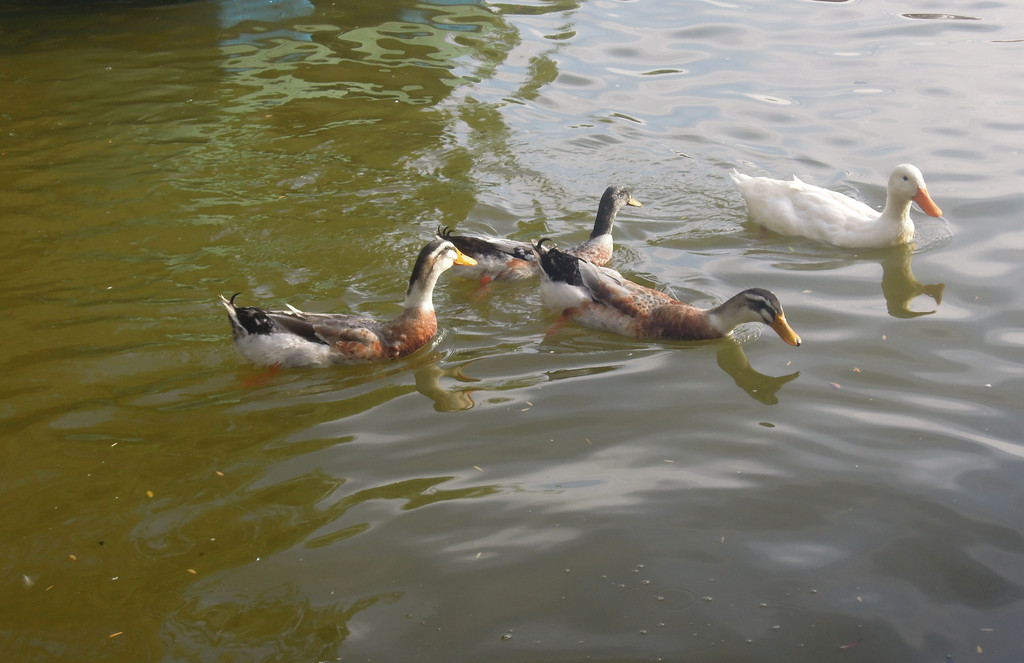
(220, 237, 476, 368)
(443, 186, 642, 284)
(731, 164, 942, 248)
(533, 239, 801, 346)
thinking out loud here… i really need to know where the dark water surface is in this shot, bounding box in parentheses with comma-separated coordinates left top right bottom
(3, 0, 1023, 660)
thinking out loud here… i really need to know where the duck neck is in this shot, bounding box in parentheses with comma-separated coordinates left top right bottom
(881, 195, 913, 223)
(404, 270, 439, 313)
(879, 195, 915, 243)
(589, 199, 618, 239)
(705, 308, 731, 336)
(708, 295, 759, 335)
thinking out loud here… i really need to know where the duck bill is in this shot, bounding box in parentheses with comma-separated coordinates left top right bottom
(770, 313, 802, 346)
(454, 248, 477, 266)
(913, 187, 942, 217)
(626, 195, 643, 207)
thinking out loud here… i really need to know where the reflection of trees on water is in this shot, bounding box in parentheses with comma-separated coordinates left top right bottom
(224, 0, 515, 108)
(200, 0, 585, 291)
(1, 2, 572, 660)
(208, 1, 522, 258)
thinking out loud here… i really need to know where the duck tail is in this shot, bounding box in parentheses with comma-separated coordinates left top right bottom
(533, 238, 583, 286)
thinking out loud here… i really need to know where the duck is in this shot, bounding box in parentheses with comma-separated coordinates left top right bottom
(219, 237, 476, 368)
(533, 238, 801, 346)
(730, 163, 942, 248)
(442, 185, 642, 284)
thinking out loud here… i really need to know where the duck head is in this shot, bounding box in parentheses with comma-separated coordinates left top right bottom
(715, 288, 802, 346)
(890, 164, 942, 217)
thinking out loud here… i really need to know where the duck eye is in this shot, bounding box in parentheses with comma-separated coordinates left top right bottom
(902, 175, 908, 181)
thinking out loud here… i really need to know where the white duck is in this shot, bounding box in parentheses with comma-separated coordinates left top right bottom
(731, 164, 943, 248)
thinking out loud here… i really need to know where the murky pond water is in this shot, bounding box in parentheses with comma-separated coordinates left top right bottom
(3, 0, 1023, 660)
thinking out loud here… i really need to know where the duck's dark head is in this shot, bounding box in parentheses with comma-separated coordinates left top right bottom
(220, 293, 276, 339)
(591, 186, 642, 238)
(603, 186, 642, 210)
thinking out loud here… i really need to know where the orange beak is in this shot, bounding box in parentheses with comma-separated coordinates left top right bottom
(770, 312, 802, 347)
(913, 187, 942, 217)
(454, 248, 477, 266)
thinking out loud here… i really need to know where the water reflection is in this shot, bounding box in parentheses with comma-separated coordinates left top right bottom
(879, 243, 945, 318)
(769, 242, 944, 319)
(223, 0, 513, 108)
(226, 352, 478, 413)
(169, 589, 401, 661)
(412, 356, 478, 412)
(219, 0, 316, 45)
(716, 344, 800, 405)
(7, 0, 1022, 659)
(535, 331, 800, 405)
(0, 0, 536, 656)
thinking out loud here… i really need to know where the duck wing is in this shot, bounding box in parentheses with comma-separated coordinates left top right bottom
(734, 172, 879, 241)
(267, 310, 381, 347)
(440, 228, 536, 262)
(574, 259, 674, 313)
(575, 259, 628, 296)
(547, 253, 679, 337)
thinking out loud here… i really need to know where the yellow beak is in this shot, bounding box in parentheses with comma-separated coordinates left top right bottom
(770, 312, 802, 347)
(627, 195, 643, 208)
(454, 248, 477, 266)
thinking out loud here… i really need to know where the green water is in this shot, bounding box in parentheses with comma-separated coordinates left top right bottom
(2, 0, 1023, 660)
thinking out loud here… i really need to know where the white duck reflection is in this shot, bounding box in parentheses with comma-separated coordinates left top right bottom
(880, 243, 945, 318)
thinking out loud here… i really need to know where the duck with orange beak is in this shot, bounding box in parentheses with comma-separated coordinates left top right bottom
(731, 163, 943, 248)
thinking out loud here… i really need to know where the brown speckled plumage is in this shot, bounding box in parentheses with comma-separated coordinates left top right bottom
(534, 239, 801, 346)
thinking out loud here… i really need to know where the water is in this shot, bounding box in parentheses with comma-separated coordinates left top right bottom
(2, 0, 1023, 660)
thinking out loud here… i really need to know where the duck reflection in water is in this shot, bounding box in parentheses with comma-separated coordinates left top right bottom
(232, 353, 479, 412)
(880, 243, 945, 318)
(411, 356, 478, 412)
(716, 344, 800, 405)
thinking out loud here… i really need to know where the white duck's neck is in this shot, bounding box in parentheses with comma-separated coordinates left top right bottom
(880, 194, 914, 223)
(879, 194, 915, 243)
